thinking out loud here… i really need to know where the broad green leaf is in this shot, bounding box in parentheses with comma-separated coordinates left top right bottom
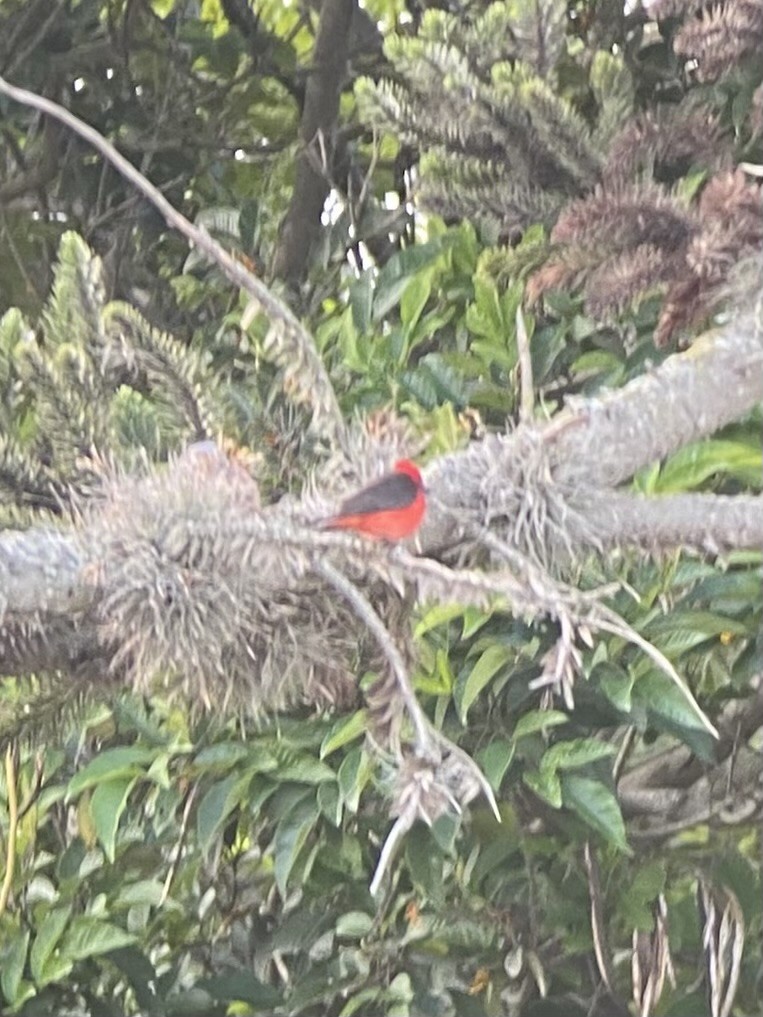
(321, 710, 367, 758)
(274, 796, 320, 896)
(618, 861, 667, 930)
(523, 767, 562, 808)
(276, 755, 336, 784)
(373, 239, 446, 322)
(461, 606, 494, 639)
(632, 673, 717, 758)
(317, 781, 342, 826)
(340, 987, 384, 1017)
(1, 929, 29, 1003)
(561, 775, 630, 852)
(192, 743, 250, 768)
(594, 662, 634, 712)
(415, 647, 455, 696)
(643, 610, 749, 656)
(455, 644, 513, 722)
(406, 825, 444, 904)
(349, 271, 373, 335)
(115, 880, 167, 908)
(655, 439, 762, 492)
(513, 709, 569, 740)
(431, 811, 461, 853)
(200, 972, 281, 1009)
(60, 917, 136, 962)
(108, 947, 158, 1013)
(337, 747, 371, 812)
(415, 602, 466, 637)
(335, 911, 374, 939)
(570, 349, 622, 376)
(401, 268, 433, 338)
(67, 747, 158, 797)
(90, 776, 136, 862)
(478, 739, 515, 792)
(30, 906, 71, 984)
(541, 738, 616, 774)
(197, 774, 247, 856)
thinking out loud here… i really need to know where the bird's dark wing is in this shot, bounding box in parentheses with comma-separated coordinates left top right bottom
(337, 472, 420, 517)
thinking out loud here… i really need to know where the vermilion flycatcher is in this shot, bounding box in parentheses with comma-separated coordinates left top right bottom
(319, 459, 426, 540)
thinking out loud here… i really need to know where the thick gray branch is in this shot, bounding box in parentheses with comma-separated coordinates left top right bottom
(555, 315, 763, 488)
(575, 492, 763, 553)
(422, 310, 763, 550)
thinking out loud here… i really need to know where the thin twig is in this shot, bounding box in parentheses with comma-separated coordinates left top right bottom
(369, 812, 414, 897)
(314, 558, 435, 755)
(0, 745, 19, 915)
(0, 74, 343, 441)
(161, 782, 198, 906)
(516, 303, 535, 423)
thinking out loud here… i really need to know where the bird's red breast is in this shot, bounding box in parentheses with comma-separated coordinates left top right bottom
(318, 459, 426, 540)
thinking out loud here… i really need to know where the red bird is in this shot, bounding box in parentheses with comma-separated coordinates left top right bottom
(319, 459, 426, 540)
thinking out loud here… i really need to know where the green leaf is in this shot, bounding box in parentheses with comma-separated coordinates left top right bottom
(655, 439, 762, 492)
(30, 906, 71, 984)
(523, 767, 562, 808)
(561, 775, 630, 852)
(415, 602, 466, 637)
(276, 755, 336, 784)
(594, 662, 633, 712)
(373, 239, 446, 322)
(193, 743, 250, 768)
(618, 861, 667, 930)
(90, 776, 136, 862)
(401, 269, 433, 339)
(455, 644, 512, 722)
(642, 610, 749, 656)
(200, 972, 281, 1009)
(67, 747, 158, 796)
(274, 795, 320, 896)
(632, 673, 717, 758)
(60, 918, 137, 962)
(513, 709, 569, 740)
(337, 747, 371, 812)
(317, 781, 342, 826)
(321, 710, 368, 758)
(196, 774, 247, 856)
(541, 738, 616, 774)
(335, 911, 374, 939)
(477, 739, 515, 792)
(115, 880, 167, 908)
(406, 825, 444, 904)
(349, 271, 374, 334)
(1, 929, 29, 1003)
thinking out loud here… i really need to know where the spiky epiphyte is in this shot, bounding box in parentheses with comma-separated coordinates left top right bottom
(81, 443, 417, 716)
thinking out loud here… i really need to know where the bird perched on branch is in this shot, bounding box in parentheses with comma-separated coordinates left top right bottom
(318, 459, 426, 540)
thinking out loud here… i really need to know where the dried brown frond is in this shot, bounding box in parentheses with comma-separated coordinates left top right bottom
(538, 168, 761, 345)
(655, 170, 763, 344)
(584, 245, 671, 319)
(526, 246, 598, 304)
(605, 105, 726, 182)
(647, 0, 708, 17)
(551, 182, 694, 253)
(673, 0, 763, 81)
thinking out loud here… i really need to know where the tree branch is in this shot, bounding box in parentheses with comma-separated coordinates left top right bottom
(271, 0, 354, 285)
(0, 73, 343, 440)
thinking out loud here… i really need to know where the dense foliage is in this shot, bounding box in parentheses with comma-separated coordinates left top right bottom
(0, 0, 761, 1015)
